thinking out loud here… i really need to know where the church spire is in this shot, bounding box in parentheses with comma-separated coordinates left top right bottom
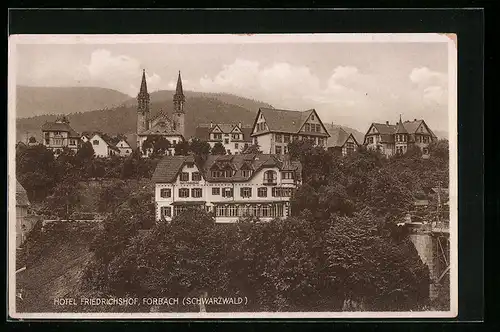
(139, 69, 148, 95)
(174, 70, 185, 103)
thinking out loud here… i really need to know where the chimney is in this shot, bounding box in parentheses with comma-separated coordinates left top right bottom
(238, 122, 242, 128)
(386, 121, 389, 125)
(210, 122, 213, 128)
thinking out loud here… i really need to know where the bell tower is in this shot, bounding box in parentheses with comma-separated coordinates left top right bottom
(137, 69, 150, 135)
(172, 70, 186, 138)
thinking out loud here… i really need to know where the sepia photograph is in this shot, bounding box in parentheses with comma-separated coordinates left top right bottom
(8, 33, 457, 319)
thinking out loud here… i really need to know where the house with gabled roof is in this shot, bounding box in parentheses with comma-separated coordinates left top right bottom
(151, 153, 302, 223)
(194, 122, 253, 155)
(116, 138, 133, 157)
(250, 107, 330, 154)
(326, 126, 360, 156)
(89, 133, 120, 158)
(363, 116, 437, 157)
(41, 115, 80, 156)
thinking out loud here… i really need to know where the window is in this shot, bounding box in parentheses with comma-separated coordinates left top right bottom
(242, 170, 252, 177)
(235, 143, 239, 149)
(179, 188, 189, 197)
(305, 123, 310, 132)
(275, 146, 282, 155)
(222, 188, 233, 197)
(283, 146, 288, 154)
(283, 135, 290, 143)
(282, 171, 294, 180)
(240, 187, 252, 198)
(93, 140, 99, 145)
(275, 134, 282, 143)
(180, 172, 189, 181)
(54, 139, 63, 146)
(316, 124, 321, 132)
(272, 188, 293, 197)
(69, 139, 76, 146)
(224, 139, 229, 144)
(192, 172, 201, 181)
(310, 124, 316, 132)
(173, 140, 177, 145)
(216, 205, 226, 217)
(187, 163, 194, 168)
(161, 206, 172, 218)
(232, 134, 239, 140)
(311, 114, 315, 120)
(160, 188, 171, 198)
(262, 205, 270, 217)
(192, 188, 202, 198)
(264, 170, 277, 184)
(212, 187, 220, 195)
(258, 187, 267, 197)
(214, 133, 222, 140)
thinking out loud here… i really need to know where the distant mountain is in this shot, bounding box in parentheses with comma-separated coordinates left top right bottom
(122, 90, 274, 112)
(16, 86, 132, 118)
(16, 95, 259, 143)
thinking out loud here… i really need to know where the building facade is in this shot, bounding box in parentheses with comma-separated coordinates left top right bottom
(152, 154, 302, 223)
(250, 108, 330, 154)
(363, 117, 437, 157)
(41, 116, 80, 155)
(326, 126, 360, 156)
(136, 70, 185, 156)
(194, 122, 252, 155)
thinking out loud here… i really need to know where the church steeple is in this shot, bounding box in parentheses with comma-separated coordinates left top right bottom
(137, 69, 150, 135)
(139, 69, 148, 95)
(173, 70, 185, 110)
(172, 70, 186, 139)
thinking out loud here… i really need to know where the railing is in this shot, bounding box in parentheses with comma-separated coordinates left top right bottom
(263, 179, 277, 185)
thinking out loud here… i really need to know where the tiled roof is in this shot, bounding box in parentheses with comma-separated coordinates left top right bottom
(16, 180, 30, 207)
(395, 121, 409, 134)
(152, 154, 301, 183)
(403, 120, 437, 138)
(326, 127, 350, 148)
(258, 108, 310, 133)
(152, 155, 195, 183)
(41, 121, 79, 138)
(372, 123, 397, 135)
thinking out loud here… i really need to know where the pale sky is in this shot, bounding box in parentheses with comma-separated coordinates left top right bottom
(14, 36, 451, 132)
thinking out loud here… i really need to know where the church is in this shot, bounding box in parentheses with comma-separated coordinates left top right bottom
(136, 69, 186, 156)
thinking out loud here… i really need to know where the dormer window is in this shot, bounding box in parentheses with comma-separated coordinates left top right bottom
(180, 172, 189, 181)
(242, 170, 252, 177)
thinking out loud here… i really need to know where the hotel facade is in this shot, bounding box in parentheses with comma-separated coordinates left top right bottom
(151, 154, 302, 223)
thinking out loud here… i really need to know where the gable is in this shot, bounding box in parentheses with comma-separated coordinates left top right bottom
(211, 125, 222, 133)
(231, 126, 242, 133)
(90, 134, 108, 146)
(298, 109, 330, 136)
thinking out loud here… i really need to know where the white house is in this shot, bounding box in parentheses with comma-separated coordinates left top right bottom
(116, 139, 133, 157)
(194, 122, 252, 155)
(89, 133, 120, 157)
(250, 107, 330, 154)
(151, 154, 302, 223)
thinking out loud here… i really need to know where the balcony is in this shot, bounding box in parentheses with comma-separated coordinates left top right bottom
(263, 179, 277, 186)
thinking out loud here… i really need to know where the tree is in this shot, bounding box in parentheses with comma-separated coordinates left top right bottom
(154, 136, 172, 157)
(325, 209, 430, 311)
(174, 140, 190, 156)
(16, 144, 57, 201)
(42, 176, 82, 220)
(211, 142, 226, 155)
(241, 143, 262, 154)
(189, 138, 211, 156)
(76, 141, 95, 164)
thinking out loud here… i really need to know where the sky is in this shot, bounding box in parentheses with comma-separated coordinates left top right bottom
(14, 35, 452, 132)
